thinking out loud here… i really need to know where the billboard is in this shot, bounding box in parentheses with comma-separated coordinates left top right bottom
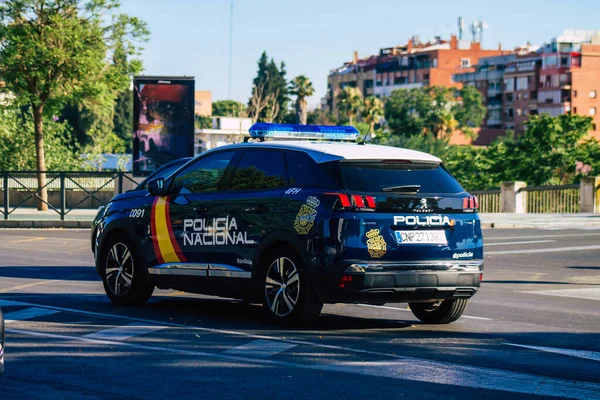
(133, 76, 195, 176)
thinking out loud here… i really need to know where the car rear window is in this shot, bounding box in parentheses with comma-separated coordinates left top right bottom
(285, 151, 342, 188)
(340, 162, 464, 194)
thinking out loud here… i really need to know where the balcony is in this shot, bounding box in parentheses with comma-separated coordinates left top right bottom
(486, 118, 503, 127)
(487, 103, 502, 110)
(487, 87, 502, 97)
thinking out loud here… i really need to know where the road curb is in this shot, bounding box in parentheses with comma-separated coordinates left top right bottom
(0, 220, 92, 229)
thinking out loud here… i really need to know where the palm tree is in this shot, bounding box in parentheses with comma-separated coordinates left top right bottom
(289, 75, 315, 125)
(362, 96, 384, 133)
(336, 86, 363, 125)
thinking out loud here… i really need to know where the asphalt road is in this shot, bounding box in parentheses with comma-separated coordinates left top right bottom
(0, 228, 599, 399)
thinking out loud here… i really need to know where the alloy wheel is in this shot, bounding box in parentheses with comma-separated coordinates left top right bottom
(265, 257, 300, 317)
(105, 242, 134, 297)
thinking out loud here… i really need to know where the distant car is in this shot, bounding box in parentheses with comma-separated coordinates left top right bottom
(92, 124, 483, 325)
(0, 307, 4, 374)
(91, 157, 192, 256)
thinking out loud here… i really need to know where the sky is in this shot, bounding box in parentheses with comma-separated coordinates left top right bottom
(120, 0, 600, 108)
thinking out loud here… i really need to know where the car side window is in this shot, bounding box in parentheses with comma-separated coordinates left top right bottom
(286, 151, 342, 188)
(171, 151, 235, 193)
(227, 150, 287, 191)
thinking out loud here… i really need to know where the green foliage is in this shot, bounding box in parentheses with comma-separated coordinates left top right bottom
(289, 75, 315, 124)
(361, 96, 384, 131)
(0, 108, 80, 170)
(0, 0, 148, 178)
(113, 90, 133, 152)
(195, 115, 212, 129)
(336, 86, 363, 125)
(490, 114, 597, 186)
(384, 87, 457, 138)
(248, 51, 289, 122)
(452, 85, 486, 139)
(377, 113, 600, 190)
(212, 100, 247, 117)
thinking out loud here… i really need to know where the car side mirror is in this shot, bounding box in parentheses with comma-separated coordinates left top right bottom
(147, 178, 167, 196)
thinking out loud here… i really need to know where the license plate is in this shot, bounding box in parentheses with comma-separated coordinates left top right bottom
(395, 230, 447, 245)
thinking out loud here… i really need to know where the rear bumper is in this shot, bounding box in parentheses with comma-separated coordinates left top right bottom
(315, 260, 483, 304)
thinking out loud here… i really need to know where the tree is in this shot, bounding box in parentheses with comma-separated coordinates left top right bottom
(361, 96, 384, 133)
(0, 0, 148, 209)
(452, 85, 487, 139)
(248, 51, 288, 122)
(490, 114, 598, 186)
(336, 86, 363, 126)
(384, 87, 456, 138)
(289, 75, 315, 125)
(113, 90, 134, 152)
(212, 100, 246, 117)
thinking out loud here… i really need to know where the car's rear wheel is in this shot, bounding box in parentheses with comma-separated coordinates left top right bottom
(100, 235, 154, 306)
(262, 250, 322, 325)
(409, 299, 467, 324)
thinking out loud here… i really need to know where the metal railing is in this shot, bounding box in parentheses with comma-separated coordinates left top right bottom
(470, 189, 501, 213)
(0, 171, 136, 220)
(520, 184, 580, 213)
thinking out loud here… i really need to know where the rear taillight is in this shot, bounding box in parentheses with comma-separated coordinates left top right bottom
(326, 193, 376, 210)
(462, 195, 478, 211)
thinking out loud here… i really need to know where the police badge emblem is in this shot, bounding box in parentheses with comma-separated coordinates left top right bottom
(294, 196, 320, 234)
(366, 229, 387, 258)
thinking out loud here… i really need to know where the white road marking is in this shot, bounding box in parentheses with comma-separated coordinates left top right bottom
(484, 240, 555, 246)
(505, 343, 600, 362)
(6, 327, 600, 399)
(356, 303, 493, 320)
(84, 322, 168, 341)
(486, 245, 600, 255)
(4, 307, 60, 322)
(224, 339, 297, 358)
(485, 233, 600, 240)
(523, 288, 600, 301)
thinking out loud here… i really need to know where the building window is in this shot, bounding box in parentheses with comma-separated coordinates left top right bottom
(523, 109, 528, 116)
(516, 108, 522, 116)
(590, 107, 597, 116)
(523, 92, 528, 100)
(590, 90, 597, 98)
(574, 90, 578, 98)
(461, 58, 471, 69)
(574, 107, 577, 114)
(593, 123, 597, 131)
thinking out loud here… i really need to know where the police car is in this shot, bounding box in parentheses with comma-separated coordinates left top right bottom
(92, 123, 483, 325)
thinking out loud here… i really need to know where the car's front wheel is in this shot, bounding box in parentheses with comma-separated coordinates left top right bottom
(100, 235, 154, 306)
(409, 299, 468, 324)
(262, 250, 322, 325)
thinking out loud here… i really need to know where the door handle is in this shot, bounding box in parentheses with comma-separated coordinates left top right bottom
(245, 204, 269, 213)
(194, 205, 208, 215)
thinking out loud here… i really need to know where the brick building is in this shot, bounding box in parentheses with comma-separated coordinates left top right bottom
(325, 35, 507, 116)
(453, 30, 600, 144)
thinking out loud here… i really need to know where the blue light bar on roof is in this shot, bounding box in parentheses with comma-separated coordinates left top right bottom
(249, 123, 359, 141)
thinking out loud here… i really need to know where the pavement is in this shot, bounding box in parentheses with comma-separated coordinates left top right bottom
(1, 208, 600, 229)
(0, 228, 599, 399)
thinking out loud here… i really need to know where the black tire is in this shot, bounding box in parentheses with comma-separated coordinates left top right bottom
(100, 234, 154, 306)
(409, 299, 468, 324)
(261, 249, 323, 326)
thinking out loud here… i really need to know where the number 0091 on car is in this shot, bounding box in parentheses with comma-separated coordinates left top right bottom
(395, 230, 447, 245)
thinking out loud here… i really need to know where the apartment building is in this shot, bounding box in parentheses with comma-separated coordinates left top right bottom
(325, 35, 506, 116)
(454, 30, 600, 144)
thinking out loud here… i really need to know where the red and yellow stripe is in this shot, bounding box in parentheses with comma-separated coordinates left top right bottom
(151, 197, 187, 264)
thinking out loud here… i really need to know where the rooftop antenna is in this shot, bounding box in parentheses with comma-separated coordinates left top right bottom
(470, 21, 478, 43)
(478, 20, 488, 44)
(356, 124, 373, 145)
(457, 17, 464, 40)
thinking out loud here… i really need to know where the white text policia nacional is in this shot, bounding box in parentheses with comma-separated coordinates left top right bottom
(183, 217, 255, 246)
